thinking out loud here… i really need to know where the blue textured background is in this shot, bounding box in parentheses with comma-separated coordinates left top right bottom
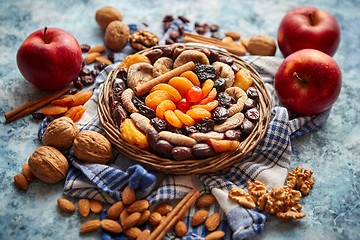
(0, 0, 359, 239)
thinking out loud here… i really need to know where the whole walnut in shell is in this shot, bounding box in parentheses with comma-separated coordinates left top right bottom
(43, 117, 79, 150)
(95, 6, 123, 30)
(105, 21, 130, 51)
(28, 146, 69, 184)
(73, 130, 113, 164)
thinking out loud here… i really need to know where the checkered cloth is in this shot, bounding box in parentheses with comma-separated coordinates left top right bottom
(38, 19, 331, 240)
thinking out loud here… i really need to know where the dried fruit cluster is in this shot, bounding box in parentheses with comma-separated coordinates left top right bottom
(228, 167, 315, 221)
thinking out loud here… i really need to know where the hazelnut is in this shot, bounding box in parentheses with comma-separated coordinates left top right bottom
(105, 21, 130, 51)
(73, 130, 113, 164)
(28, 146, 68, 184)
(247, 35, 277, 56)
(95, 6, 123, 30)
(43, 117, 79, 150)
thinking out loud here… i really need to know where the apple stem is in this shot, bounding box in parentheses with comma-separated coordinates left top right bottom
(293, 72, 305, 83)
(44, 27, 49, 44)
(308, 12, 314, 26)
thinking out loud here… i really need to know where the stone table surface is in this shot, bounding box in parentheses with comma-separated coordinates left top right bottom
(0, 0, 359, 239)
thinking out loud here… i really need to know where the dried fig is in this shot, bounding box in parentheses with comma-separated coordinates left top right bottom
(43, 117, 79, 150)
(173, 50, 209, 68)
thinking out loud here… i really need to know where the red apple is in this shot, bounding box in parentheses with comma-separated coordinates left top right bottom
(274, 49, 341, 116)
(17, 27, 82, 91)
(277, 6, 341, 57)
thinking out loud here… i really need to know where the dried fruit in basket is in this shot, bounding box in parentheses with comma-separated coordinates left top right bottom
(120, 118, 149, 149)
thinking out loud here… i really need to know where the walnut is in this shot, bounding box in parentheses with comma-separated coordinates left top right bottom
(95, 6, 123, 30)
(28, 146, 68, 184)
(286, 167, 315, 195)
(43, 117, 79, 150)
(247, 35, 277, 56)
(129, 30, 159, 52)
(228, 187, 256, 209)
(276, 208, 306, 221)
(247, 180, 267, 197)
(73, 130, 113, 164)
(105, 21, 129, 51)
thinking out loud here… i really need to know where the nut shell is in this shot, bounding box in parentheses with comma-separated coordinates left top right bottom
(105, 21, 130, 51)
(28, 146, 68, 184)
(95, 6, 123, 30)
(73, 130, 113, 164)
(247, 35, 277, 56)
(43, 117, 79, 150)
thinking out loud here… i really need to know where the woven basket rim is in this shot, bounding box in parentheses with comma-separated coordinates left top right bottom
(98, 44, 272, 175)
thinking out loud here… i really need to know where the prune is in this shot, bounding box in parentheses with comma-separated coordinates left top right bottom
(243, 98, 257, 112)
(194, 63, 217, 83)
(146, 127, 160, 152)
(143, 49, 163, 64)
(166, 125, 183, 134)
(240, 118, 255, 135)
(211, 107, 229, 124)
(194, 118, 215, 133)
(209, 49, 219, 63)
(116, 67, 128, 81)
(171, 146, 193, 161)
(245, 107, 260, 122)
(111, 101, 128, 126)
(224, 130, 242, 141)
(216, 92, 235, 108)
(156, 140, 174, 158)
(182, 125, 198, 135)
(213, 77, 226, 93)
(132, 96, 156, 119)
(112, 78, 126, 90)
(246, 87, 259, 100)
(218, 56, 233, 66)
(150, 117, 167, 132)
(94, 62, 107, 72)
(110, 87, 124, 102)
(192, 143, 216, 159)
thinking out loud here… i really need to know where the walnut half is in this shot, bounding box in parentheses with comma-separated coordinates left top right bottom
(129, 30, 159, 52)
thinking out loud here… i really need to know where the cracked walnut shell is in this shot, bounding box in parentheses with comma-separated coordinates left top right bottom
(73, 130, 113, 164)
(28, 146, 68, 184)
(43, 117, 79, 150)
(129, 30, 159, 52)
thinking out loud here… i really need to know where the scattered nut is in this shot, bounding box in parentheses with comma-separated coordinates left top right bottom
(205, 212, 221, 231)
(78, 199, 91, 217)
(14, 173, 28, 190)
(228, 188, 256, 209)
(80, 219, 101, 233)
(88, 45, 106, 53)
(84, 52, 101, 64)
(225, 31, 241, 40)
(95, 56, 113, 66)
(286, 167, 314, 196)
(107, 201, 125, 219)
(57, 198, 76, 213)
(247, 180, 267, 197)
(192, 209, 209, 226)
(101, 219, 123, 233)
(90, 199, 103, 213)
(195, 194, 216, 207)
(105, 20, 130, 51)
(129, 29, 159, 52)
(241, 38, 250, 51)
(95, 6, 123, 30)
(247, 35, 277, 56)
(221, 36, 234, 44)
(122, 185, 136, 205)
(174, 221, 187, 237)
(22, 163, 35, 181)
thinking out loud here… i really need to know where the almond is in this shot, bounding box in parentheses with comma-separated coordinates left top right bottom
(88, 45, 106, 53)
(195, 194, 216, 207)
(79, 219, 101, 233)
(122, 212, 141, 229)
(127, 200, 149, 213)
(90, 199, 103, 213)
(122, 186, 136, 205)
(149, 211, 162, 225)
(57, 198, 76, 213)
(95, 56, 113, 66)
(14, 173, 28, 190)
(174, 220, 187, 237)
(22, 163, 35, 181)
(119, 208, 130, 227)
(154, 202, 173, 215)
(205, 212, 221, 231)
(78, 199, 90, 217)
(221, 36, 234, 44)
(100, 219, 123, 233)
(136, 210, 150, 225)
(225, 31, 241, 40)
(137, 229, 151, 240)
(107, 201, 125, 219)
(192, 209, 209, 226)
(124, 227, 142, 240)
(205, 230, 225, 240)
(241, 38, 249, 51)
(84, 52, 101, 64)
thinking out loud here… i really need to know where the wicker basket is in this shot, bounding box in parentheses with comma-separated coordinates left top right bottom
(98, 45, 271, 175)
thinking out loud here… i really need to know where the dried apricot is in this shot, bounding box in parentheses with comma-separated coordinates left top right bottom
(156, 100, 176, 119)
(145, 90, 173, 110)
(168, 77, 194, 97)
(150, 84, 182, 103)
(63, 105, 86, 122)
(164, 110, 183, 128)
(191, 100, 219, 112)
(207, 138, 240, 153)
(174, 110, 196, 126)
(41, 105, 68, 116)
(120, 118, 149, 149)
(67, 90, 93, 108)
(201, 79, 214, 98)
(197, 88, 217, 105)
(118, 54, 151, 69)
(180, 71, 200, 86)
(51, 95, 75, 106)
(186, 108, 211, 120)
(233, 68, 253, 91)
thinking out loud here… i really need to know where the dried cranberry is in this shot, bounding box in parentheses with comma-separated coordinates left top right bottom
(210, 24, 219, 32)
(211, 107, 229, 124)
(246, 87, 259, 100)
(195, 26, 207, 35)
(81, 75, 95, 86)
(73, 76, 84, 89)
(91, 69, 100, 78)
(178, 25, 184, 35)
(31, 112, 45, 120)
(213, 77, 226, 93)
(163, 22, 172, 31)
(80, 44, 90, 52)
(245, 107, 260, 122)
(178, 16, 190, 24)
(150, 117, 167, 132)
(163, 15, 174, 22)
(67, 89, 78, 95)
(94, 62, 107, 72)
(169, 30, 180, 40)
(107, 52, 115, 63)
(79, 67, 91, 77)
(194, 118, 215, 133)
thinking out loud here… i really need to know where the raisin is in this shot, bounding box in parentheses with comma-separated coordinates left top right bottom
(150, 117, 167, 132)
(182, 125, 198, 135)
(156, 140, 174, 158)
(243, 98, 257, 112)
(246, 87, 259, 100)
(192, 143, 216, 159)
(240, 118, 255, 135)
(218, 56, 233, 66)
(91, 69, 100, 78)
(216, 92, 235, 108)
(224, 130, 242, 141)
(194, 118, 215, 133)
(171, 146, 193, 161)
(143, 49, 163, 64)
(166, 125, 183, 134)
(193, 63, 217, 83)
(132, 96, 156, 119)
(211, 107, 229, 124)
(245, 107, 260, 122)
(213, 77, 226, 93)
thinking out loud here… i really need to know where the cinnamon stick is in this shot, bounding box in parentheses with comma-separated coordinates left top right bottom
(149, 188, 200, 240)
(134, 61, 195, 96)
(5, 88, 68, 123)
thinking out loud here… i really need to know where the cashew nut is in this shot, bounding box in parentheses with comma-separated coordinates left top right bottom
(153, 57, 173, 77)
(127, 62, 154, 89)
(225, 87, 248, 116)
(212, 61, 235, 88)
(214, 112, 244, 132)
(173, 50, 209, 68)
(121, 88, 139, 113)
